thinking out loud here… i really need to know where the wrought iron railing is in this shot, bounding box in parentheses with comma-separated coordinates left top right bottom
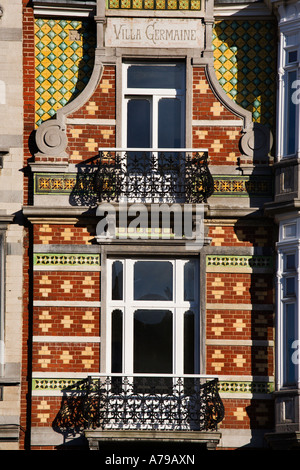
(93, 148, 214, 203)
(82, 374, 224, 432)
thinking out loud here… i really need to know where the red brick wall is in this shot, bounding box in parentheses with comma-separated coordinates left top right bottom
(32, 342, 100, 373)
(206, 272, 273, 304)
(193, 68, 240, 121)
(33, 272, 100, 302)
(34, 224, 96, 244)
(220, 399, 274, 430)
(33, 306, 100, 337)
(206, 344, 273, 376)
(208, 224, 272, 247)
(206, 309, 273, 342)
(68, 66, 116, 120)
(66, 124, 116, 163)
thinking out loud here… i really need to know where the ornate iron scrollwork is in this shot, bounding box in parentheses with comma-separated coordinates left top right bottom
(93, 150, 214, 203)
(82, 376, 224, 432)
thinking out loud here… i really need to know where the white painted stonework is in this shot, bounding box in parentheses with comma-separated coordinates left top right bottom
(105, 17, 204, 48)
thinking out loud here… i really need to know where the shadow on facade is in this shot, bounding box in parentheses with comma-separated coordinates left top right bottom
(211, 15, 277, 448)
(232, 210, 277, 448)
(213, 19, 277, 137)
(69, 157, 100, 207)
(67, 22, 96, 106)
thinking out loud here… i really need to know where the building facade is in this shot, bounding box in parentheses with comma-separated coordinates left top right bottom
(10, 0, 298, 451)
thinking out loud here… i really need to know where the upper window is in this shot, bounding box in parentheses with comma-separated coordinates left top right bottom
(281, 32, 299, 157)
(122, 61, 186, 150)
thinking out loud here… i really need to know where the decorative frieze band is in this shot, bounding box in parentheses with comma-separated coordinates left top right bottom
(34, 173, 273, 197)
(107, 0, 201, 10)
(32, 377, 274, 396)
(34, 253, 100, 269)
(206, 255, 273, 273)
(219, 380, 274, 395)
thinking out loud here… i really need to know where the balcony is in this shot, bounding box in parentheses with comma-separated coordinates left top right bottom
(93, 148, 214, 204)
(82, 374, 224, 432)
(52, 374, 224, 449)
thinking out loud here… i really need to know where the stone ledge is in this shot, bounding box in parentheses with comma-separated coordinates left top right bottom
(0, 424, 20, 441)
(85, 430, 222, 450)
(265, 431, 300, 450)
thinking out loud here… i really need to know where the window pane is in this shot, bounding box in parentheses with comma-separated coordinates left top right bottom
(284, 223, 296, 238)
(288, 50, 298, 63)
(184, 310, 195, 374)
(134, 261, 173, 300)
(127, 64, 184, 89)
(134, 309, 173, 373)
(112, 261, 123, 300)
(286, 277, 296, 296)
(111, 309, 123, 373)
(184, 260, 196, 301)
(286, 34, 297, 47)
(127, 99, 151, 149)
(286, 254, 296, 270)
(158, 98, 182, 149)
(284, 303, 297, 386)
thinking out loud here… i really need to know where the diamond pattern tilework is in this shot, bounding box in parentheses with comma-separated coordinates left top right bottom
(213, 20, 277, 128)
(35, 18, 96, 127)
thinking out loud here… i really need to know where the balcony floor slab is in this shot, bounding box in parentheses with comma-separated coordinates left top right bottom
(85, 429, 222, 450)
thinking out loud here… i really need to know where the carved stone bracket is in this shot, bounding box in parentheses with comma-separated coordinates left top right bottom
(240, 123, 273, 161)
(35, 118, 68, 158)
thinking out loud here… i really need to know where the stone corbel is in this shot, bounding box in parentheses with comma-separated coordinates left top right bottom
(35, 117, 68, 160)
(240, 122, 273, 162)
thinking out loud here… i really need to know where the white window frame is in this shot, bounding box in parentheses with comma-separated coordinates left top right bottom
(277, 28, 300, 159)
(277, 217, 300, 389)
(106, 257, 199, 377)
(122, 61, 186, 150)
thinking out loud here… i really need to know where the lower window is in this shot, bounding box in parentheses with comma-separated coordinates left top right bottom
(107, 258, 200, 377)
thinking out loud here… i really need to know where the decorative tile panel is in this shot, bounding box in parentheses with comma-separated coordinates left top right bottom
(35, 18, 96, 127)
(213, 20, 277, 128)
(213, 175, 273, 196)
(107, 0, 201, 9)
(34, 253, 100, 267)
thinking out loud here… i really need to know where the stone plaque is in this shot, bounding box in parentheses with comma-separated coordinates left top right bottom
(105, 18, 204, 48)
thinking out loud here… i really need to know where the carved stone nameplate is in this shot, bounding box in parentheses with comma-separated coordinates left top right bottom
(105, 18, 204, 48)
